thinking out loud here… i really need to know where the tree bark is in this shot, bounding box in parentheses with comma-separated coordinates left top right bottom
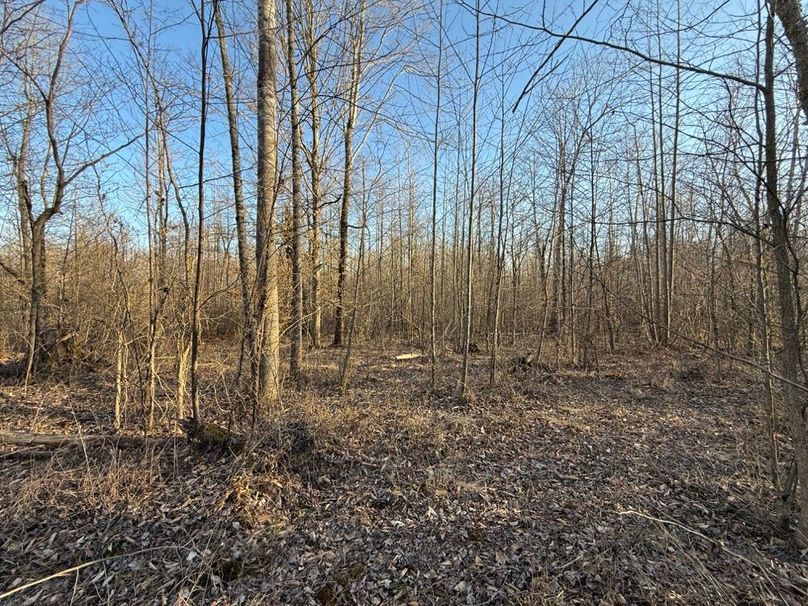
(775, 0, 808, 122)
(429, 0, 443, 391)
(458, 0, 480, 399)
(189, 0, 211, 422)
(764, 1, 808, 547)
(302, 0, 322, 348)
(0, 431, 173, 449)
(255, 0, 281, 408)
(214, 0, 255, 384)
(285, 0, 304, 379)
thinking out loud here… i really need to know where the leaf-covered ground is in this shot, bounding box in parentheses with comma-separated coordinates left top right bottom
(1, 347, 807, 605)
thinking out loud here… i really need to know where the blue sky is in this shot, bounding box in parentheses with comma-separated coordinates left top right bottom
(0, 0, 783, 252)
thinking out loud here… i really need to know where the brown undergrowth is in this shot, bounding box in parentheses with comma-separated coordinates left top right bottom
(0, 345, 806, 604)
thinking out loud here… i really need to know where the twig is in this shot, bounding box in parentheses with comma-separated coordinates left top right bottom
(616, 509, 757, 566)
(618, 509, 794, 601)
(0, 545, 181, 600)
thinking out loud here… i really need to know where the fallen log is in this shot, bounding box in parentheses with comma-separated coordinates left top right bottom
(394, 353, 423, 361)
(0, 431, 177, 449)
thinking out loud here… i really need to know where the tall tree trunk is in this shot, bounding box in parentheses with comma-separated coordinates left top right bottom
(654, 13, 669, 346)
(666, 0, 681, 343)
(340, 167, 368, 390)
(144, 93, 157, 433)
(489, 78, 507, 387)
(334, 0, 364, 347)
(303, 0, 322, 348)
(214, 0, 254, 384)
(12, 93, 35, 372)
(764, 1, 808, 546)
(189, 1, 211, 422)
(429, 0, 443, 390)
(255, 0, 281, 409)
(286, 0, 304, 379)
(458, 0, 480, 399)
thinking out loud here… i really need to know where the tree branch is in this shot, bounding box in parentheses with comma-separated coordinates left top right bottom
(0, 259, 26, 287)
(462, 0, 766, 112)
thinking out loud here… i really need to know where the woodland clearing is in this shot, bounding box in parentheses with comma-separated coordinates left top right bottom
(1, 347, 806, 605)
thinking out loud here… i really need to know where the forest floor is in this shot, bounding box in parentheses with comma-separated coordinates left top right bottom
(1, 344, 807, 605)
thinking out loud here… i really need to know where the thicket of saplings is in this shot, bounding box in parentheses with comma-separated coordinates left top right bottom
(0, 217, 769, 402)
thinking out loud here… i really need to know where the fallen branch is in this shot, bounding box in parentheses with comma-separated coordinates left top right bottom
(616, 510, 771, 572)
(394, 353, 423, 361)
(0, 431, 176, 449)
(617, 509, 799, 600)
(0, 545, 182, 600)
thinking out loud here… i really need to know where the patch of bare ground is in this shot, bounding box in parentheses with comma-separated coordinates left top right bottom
(1, 347, 807, 605)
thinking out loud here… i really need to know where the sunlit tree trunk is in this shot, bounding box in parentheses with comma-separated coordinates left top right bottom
(458, 0, 481, 399)
(302, 0, 322, 348)
(214, 0, 254, 383)
(428, 0, 443, 388)
(285, 0, 304, 379)
(763, 2, 808, 546)
(255, 0, 281, 409)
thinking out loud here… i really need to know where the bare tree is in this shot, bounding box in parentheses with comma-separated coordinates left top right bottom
(429, 0, 443, 391)
(214, 0, 254, 384)
(3, 1, 135, 378)
(285, 0, 304, 379)
(763, 0, 808, 548)
(457, 0, 481, 399)
(189, 0, 213, 422)
(255, 0, 281, 408)
(301, 0, 323, 349)
(333, 0, 364, 347)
